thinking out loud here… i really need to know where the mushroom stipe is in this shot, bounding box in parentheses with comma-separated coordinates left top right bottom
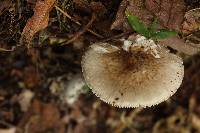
(82, 36, 184, 108)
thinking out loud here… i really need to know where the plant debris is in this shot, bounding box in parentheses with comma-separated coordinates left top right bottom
(112, 0, 186, 32)
(20, 0, 55, 47)
(0, 0, 200, 132)
(159, 36, 200, 55)
(182, 8, 200, 35)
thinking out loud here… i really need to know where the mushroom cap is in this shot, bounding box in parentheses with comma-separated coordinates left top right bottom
(82, 43, 184, 108)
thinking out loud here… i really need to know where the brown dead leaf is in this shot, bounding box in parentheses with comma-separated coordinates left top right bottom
(185, 31, 200, 49)
(111, 0, 129, 31)
(18, 99, 65, 133)
(145, 0, 186, 32)
(11, 66, 42, 89)
(159, 36, 199, 55)
(111, 0, 153, 31)
(20, 0, 55, 47)
(0, 128, 16, 133)
(0, 0, 12, 16)
(62, 96, 109, 133)
(111, 0, 186, 32)
(182, 8, 200, 35)
(23, 66, 42, 88)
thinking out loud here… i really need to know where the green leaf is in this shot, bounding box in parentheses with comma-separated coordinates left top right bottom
(149, 17, 157, 35)
(153, 29, 177, 40)
(126, 12, 150, 38)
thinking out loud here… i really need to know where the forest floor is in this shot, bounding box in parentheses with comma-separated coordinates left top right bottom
(0, 0, 200, 133)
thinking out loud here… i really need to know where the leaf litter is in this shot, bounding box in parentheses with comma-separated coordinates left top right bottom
(0, 0, 200, 133)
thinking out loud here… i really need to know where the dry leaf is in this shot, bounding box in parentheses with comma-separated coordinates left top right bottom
(159, 36, 199, 55)
(18, 99, 65, 133)
(182, 8, 200, 35)
(110, 0, 128, 30)
(20, 0, 55, 47)
(112, 0, 200, 55)
(0, 0, 12, 16)
(23, 66, 42, 88)
(111, 0, 186, 32)
(0, 128, 16, 133)
(185, 31, 200, 49)
(145, 0, 186, 32)
(111, 0, 153, 31)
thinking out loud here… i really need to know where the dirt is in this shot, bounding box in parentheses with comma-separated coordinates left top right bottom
(0, 0, 200, 133)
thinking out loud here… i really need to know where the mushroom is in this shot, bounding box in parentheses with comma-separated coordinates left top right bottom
(82, 35, 184, 108)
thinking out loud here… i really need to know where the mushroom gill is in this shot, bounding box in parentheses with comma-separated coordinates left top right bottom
(82, 37, 184, 108)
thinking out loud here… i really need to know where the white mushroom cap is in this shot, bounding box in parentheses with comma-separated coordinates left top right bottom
(82, 41, 184, 108)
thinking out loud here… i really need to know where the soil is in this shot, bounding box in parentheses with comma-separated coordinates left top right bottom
(0, 0, 200, 133)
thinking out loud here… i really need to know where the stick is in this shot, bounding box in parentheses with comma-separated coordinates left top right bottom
(55, 5, 103, 39)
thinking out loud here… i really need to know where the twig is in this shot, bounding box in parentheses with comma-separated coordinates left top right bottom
(61, 13, 96, 45)
(101, 31, 133, 42)
(55, 5, 103, 39)
(0, 46, 16, 52)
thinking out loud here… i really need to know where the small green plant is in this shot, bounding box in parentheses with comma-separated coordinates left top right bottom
(126, 12, 177, 40)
